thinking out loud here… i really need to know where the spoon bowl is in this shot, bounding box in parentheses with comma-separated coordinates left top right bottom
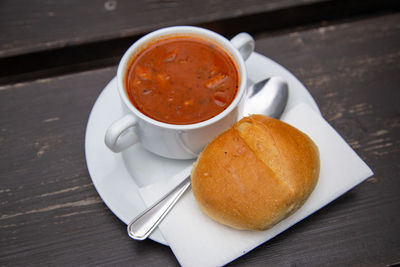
(243, 76, 288, 118)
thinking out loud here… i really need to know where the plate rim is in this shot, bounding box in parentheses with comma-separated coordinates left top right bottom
(84, 52, 321, 246)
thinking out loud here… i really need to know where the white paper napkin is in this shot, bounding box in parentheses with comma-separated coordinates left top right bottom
(139, 103, 373, 267)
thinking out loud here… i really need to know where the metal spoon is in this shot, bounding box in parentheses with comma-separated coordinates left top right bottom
(243, 76, 289, 118)
(127, 76, 289, 241)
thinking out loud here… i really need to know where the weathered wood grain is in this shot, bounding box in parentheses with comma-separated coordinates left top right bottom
(0, 0, 398, 86)
(0, 0, 329, 58)
(0, 12, 399, 267)
(229, 13, 400, 266)
(0, 67, 179, 266)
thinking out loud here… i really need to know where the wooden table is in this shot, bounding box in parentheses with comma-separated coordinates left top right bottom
(1, 1, 399, 266)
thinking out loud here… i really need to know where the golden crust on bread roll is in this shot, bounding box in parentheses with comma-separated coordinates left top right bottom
(191, 115, 320, 231)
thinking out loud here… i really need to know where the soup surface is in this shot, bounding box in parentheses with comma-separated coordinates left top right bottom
(125, 36, 239, 125)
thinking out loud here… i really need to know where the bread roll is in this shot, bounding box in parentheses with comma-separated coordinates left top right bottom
(191, 115, 320, 231)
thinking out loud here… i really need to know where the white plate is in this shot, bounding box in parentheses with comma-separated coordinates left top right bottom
(84, 52, 321, 245)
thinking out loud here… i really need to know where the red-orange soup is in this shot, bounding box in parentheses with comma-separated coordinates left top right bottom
(125, 36, 239, 125)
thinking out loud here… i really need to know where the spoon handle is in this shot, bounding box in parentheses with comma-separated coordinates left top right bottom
(127, 175, 191, 240)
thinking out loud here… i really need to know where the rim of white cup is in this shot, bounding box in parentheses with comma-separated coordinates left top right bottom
(117, 26, 247, 130)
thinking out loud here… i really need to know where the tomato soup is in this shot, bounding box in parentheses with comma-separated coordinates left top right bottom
(125, 36, 239, 125)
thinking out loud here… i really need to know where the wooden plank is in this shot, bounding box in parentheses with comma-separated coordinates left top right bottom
(1, 13, 399, 266)
(0, 0, 329, 58)
(0, 67, 178, 266)
(231, 13, 400, 266)
(0, 0, 398, 86)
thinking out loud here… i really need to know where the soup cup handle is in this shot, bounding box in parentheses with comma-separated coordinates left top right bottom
(105, 114, 139, 152)
(230, 32, 255, 61)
